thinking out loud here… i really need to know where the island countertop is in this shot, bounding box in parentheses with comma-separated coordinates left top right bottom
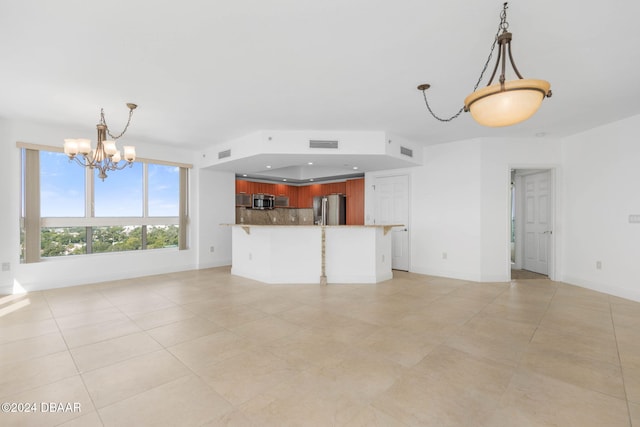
(222, 223, 404, 235)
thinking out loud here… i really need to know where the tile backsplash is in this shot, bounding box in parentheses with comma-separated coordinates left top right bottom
(236, 207, 315, 225)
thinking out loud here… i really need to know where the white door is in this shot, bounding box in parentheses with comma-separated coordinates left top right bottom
(523, 171, 551, 275)
(374, 175, 409, 271)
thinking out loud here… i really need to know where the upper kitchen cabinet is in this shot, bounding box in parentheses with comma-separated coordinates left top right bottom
(345, 178, 365, 225)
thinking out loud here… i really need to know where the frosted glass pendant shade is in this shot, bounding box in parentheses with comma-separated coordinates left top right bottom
(464, 79, 551, 127)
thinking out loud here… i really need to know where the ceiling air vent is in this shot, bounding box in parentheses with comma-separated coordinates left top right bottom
(218, 149, 231, 159)
(400, 146, 413, 158)
(309, 140, 339, 149)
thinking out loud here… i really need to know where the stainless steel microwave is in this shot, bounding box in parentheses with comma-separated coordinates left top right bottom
(252, 193, 275, 210)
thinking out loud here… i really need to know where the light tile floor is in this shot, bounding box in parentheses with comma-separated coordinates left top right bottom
(0, 267, 639, 426)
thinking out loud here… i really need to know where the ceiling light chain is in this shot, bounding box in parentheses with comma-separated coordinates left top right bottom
(418, 2, 552, 127)
(100, 103, 137, 140)
(419, 8, 505, 122)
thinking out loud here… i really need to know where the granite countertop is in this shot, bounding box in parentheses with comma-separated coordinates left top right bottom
(222, 224, 404, 228)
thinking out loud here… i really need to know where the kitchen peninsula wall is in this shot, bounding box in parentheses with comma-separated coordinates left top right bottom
(235, 178, 364, 225)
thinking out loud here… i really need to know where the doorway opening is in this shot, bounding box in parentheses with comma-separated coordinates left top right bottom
(510, 168, 554, 280)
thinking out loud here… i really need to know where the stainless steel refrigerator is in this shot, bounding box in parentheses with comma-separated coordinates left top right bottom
(313, 194, 346, 225)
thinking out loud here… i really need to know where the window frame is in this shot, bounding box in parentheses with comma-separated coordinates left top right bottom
(18, 142, 192, 263)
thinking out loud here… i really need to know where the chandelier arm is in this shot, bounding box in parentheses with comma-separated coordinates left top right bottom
(485, 40, 503, 87)
(70, 154, 95, 168)
(507, 41, 524, 79)
(500, 42, 508, 88)
(110, 161, 134, 171)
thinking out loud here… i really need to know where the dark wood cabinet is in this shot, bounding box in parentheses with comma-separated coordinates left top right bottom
(235, 178, 363, 218)
(345, 178, 365, 225)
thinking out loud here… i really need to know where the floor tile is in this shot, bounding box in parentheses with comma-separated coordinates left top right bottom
(201, 305, 270, 328)
(371, 368, 504, 426)
(518, 345, 625, 398)
(484, 371, 630, 427)
(239, 371, 366, 426)
(199, 349, 300, 405)
(146, 316, 224, 347)
(228, 315, 302, 345)
(0, 351, 78, 399)
(128, 305, 197, 330)
(98, 375, 232, 427)
(70, 331, 163, 373)
(54, 307, 129, 331)
(357, 326, 441, 367)
(530, 326, 620, 365)
(630, 401, 640, 426)
(0, 318, 59, 345)
(82, 349, 190, 408)
(167, 330, 257, 372)
(61, 318, 142, 349)
(0, 375, 94, 427)
(56, 411, 104, 427)
(0, 332, 67, 366)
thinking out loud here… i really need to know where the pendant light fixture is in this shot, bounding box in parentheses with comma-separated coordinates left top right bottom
(63, 103, 138, 181)
(417, 2, 552, 127)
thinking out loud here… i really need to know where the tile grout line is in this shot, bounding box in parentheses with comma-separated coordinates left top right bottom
(41, 290, 107, 427)
(609, 295, 634, 427)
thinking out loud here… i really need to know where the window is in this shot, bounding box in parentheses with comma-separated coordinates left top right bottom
(19, 145, 190, 263)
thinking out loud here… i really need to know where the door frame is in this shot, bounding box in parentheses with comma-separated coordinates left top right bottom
(509, 166, 557, 280)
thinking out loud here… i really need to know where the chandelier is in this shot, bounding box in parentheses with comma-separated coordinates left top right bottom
(417, 2, 552, 127)
(63, 103, 138, 180)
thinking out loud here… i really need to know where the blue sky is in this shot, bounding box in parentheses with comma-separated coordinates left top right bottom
(40, 152, 179, 217)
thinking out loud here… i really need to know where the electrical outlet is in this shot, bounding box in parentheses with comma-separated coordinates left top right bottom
(596, 261, 602, 270)
(1, 262, 9, 272)
(442, 252, 448, 260)
(209, 246, 215, 253)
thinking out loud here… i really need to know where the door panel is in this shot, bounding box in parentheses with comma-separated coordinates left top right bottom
(374, 175, 409, 271)
(522, 171, 551, 275)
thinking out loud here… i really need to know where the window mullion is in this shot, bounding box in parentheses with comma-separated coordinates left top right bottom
(143, 162, 149, 218)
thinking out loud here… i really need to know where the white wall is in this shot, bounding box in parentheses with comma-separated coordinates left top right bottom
(196, 168, 235, 269)
(561, 114, 640, 301)
(0, 118, 200, 293)
(411, 139, 484, 281)
(0, 118, 17, 294)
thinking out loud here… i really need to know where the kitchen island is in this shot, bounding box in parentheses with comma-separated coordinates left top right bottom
(228, 224, 402, 284)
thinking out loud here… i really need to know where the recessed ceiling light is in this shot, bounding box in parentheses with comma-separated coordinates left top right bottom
(242, 174, 247, 177)
(266, 165, 272, 169)
(309, 178, 314, 182)
(353, 166, 358, 170)
(283, 179, 287, 181)
(307, 162, 313, 165)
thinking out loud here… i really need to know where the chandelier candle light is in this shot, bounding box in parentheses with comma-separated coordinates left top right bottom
(418, 2, 552, 127)
(63, 103, 138, 181)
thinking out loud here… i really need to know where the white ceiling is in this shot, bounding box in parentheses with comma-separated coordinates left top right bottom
(2, 0, 639, 175)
